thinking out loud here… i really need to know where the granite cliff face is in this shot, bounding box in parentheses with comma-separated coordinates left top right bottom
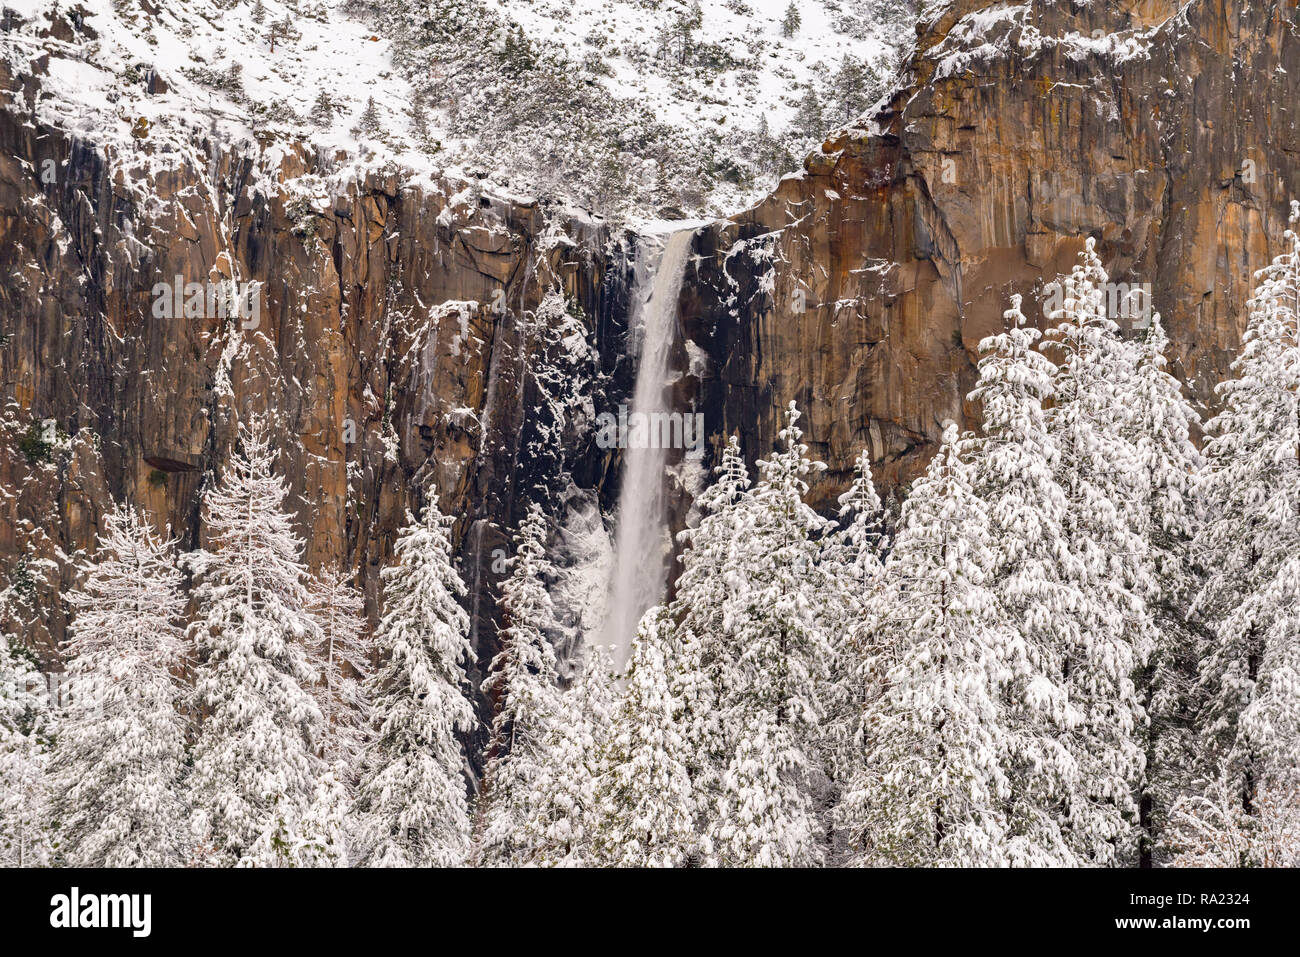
(682, 0, 1300, 506)
(0, 39, 639, 689)
(3, 0, 1299, 683)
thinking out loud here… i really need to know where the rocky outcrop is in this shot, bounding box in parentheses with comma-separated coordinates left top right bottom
(683, 0, 1299, 506)
(0, 46, 641, 697)
(4, 0, 1300, 694)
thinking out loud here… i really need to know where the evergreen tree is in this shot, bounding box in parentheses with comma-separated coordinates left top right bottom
(293, 765, 351, 867)
(831, 55, 869, 121)
(269, 15, 299, 53)
(706, 402, 832, 866)
(525, 642, 618, 866)
(186, 420, 324, 867)
(354, 96, 383, 138)
(782, 1, 801, 38)
(669, 434, 751, 842)
(827, 447, 887, 588)
(752, 113, 785, 177)
(305, 566, 369, 771)
(502, 24, 537, 75)
(822, 447, 887, 786)
(1043, 240, 1152, 865)
(711, 708, 819, 866)
(474, 504, 564, 866)
(839, 424, 1012, 865)
(964, 294, 1078, 866)
(663, 1, 702, 65)
(0, 632, 53, 867)
(408, 90, 432, 145)
(310, 90, 335, 128)
(1126, 314, 1205, 865)
(794, 84, 825, 141)
(294, 567, 368, 867)
(49, 505, 190, 867)
(592, 606, 695, 866)
(353, 495, 476, 867)
(1194, 206, 1300, 824)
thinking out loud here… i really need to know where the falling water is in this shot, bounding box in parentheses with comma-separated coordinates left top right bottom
(602, 227, 698, 670)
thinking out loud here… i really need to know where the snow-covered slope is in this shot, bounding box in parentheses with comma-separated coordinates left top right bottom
(3, 0, 915, 219)
(483, 0, 911, 211)
(5, 1, 419, 178)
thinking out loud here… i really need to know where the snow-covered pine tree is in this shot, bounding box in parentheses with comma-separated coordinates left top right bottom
(49, 505, 190, 867)
(353, 494, 476, 867)
(1194, 205, 1300, 832)
(293, 764, 352, 868)
(830, 55, 869, 123)
(1043, 240, 1152, 865)
(1124, 313, 1205, 865)
(309, 89, 335, 127)
(298, 565, 369, 867)
(826, 447, 887, 602)
(707, 402, 832, 866)
(0, 629, 53, 867)
(821, 447, 888, 786)
(524, 642, 618, 866)
(306, 566, 370, 772)
(592, 606, 694, 867)
(782, 1, 802, 38)
(963, 293, 1079, 866)
(669, 433, 751, 843)
(354, 95, 383, 138)
(838, 424, 1011, 866)
(186, 419, 324, 867)
(474, 503, 564, 867)
(711, 708, 819, 866)
(794, 85, 825, 142)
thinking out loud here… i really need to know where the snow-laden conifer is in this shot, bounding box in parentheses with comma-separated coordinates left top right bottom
(186, 420, 324, 867)
(298, 565, 369, 865)
(821, 447, 888, 786)
(706, 402, 832, 866)
(50, 505, 190, 867)
(1194, 206, 1300, 821)
(1125, 314, 1205, 863)
(668, 434, 750, 832)
(306, 566, 370, 771)
(964, 294, 1079, 865)
(525, 642, 618, 866)
(0, 625, 53, 867)
(353, 494, 476, 867)
(839, 424, 1011, 865)
(1043, 242, 1151, 864)
(592, 605, 695, 866)
(474, 504, 564, 866)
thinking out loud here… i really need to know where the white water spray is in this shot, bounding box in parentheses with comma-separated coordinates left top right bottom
(603, 227, 697, 669)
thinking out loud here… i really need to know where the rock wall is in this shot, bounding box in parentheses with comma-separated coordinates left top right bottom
(683, 0, 1300, 507)
(5, 0, 1300, 693)
(0, 50, 641, 701)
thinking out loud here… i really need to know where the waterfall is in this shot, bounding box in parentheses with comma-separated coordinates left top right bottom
(602, 226, 698, 669)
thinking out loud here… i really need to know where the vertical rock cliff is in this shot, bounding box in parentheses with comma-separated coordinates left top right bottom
(682, 0, 1300, 507)
(0, 41, 643, 695)
(4, 0, 1300, 698)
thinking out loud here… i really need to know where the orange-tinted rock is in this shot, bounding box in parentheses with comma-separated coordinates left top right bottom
(685, 0, 1300, 508)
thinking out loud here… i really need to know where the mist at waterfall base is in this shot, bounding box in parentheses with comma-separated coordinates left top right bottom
(601, 227, 699, 670)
